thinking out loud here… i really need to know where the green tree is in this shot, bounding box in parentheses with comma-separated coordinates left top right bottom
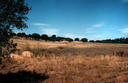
(89, 40, 95, 43)
(81, 38, 88, 42)
(66, 38, 73, 42)
(50, 35, 56, 41)
(17, 32, 26, 37)
(0, 0, 31, 56)
(41, 34, 49, 41)
(32, 33, 41, 40)
(74, 38, 79, 41)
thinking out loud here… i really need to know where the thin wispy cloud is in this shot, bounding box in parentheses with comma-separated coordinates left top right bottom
(64, 33, 84, 39)
(85, 23, 104, 33)
(32, 23, 47, 26)
(87, 35, 104, 40)
(92, 23, 104, 28)
(41, 28, 59, 35)
(121, 27, 128, 34)
(85, 28, 95, 33)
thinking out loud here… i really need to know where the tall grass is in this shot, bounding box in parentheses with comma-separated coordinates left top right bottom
(1, 39, 128, 83)
(1, 52, 128, 82)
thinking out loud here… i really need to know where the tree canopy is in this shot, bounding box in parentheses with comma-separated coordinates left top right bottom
(0, 0, 31, 56)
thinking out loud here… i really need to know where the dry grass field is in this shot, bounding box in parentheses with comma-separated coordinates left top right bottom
(1, 39, 128, 83)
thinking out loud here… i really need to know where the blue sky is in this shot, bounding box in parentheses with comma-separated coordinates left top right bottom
(15, 0, 128, 40)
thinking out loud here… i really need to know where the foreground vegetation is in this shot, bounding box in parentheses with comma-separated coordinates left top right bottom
(1, 54, 128, 83)
(0, 39, 128, 83)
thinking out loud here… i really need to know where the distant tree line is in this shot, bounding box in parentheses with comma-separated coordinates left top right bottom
(11, 32, 128, 44)
(89, 38, 128, 44)
(11, 32, 88, 42)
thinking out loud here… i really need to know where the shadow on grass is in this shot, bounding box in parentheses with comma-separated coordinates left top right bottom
(0, 71, 49, 83)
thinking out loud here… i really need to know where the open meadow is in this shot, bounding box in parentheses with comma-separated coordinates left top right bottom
(1, 0, 128, 83)
(1, 39, 128, 83)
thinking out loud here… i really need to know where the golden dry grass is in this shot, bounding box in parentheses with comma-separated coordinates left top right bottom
(1, 39, 128, 83)
(1, 54, 128, 83)
(13, 39, 128, 49)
